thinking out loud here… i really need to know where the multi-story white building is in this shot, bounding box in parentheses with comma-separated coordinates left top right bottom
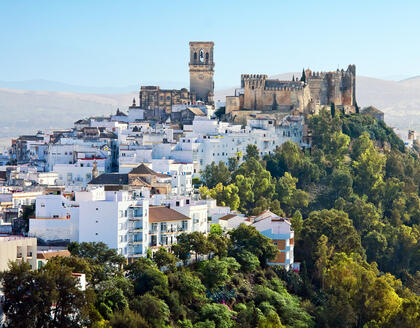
(152, 160, 194, 196)
(30, 194, 80, 242)
(148, 205, 192, 250)
(165, 197, 208, 233)
(77, 189, 149, 259)
(0, 235, 37, 271)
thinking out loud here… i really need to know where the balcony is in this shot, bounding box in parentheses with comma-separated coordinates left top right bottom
(129, 215, 142, 221)
(128, 237, 143, 245)
(161, 226, 186, 234)
(129, 222, 143, 232)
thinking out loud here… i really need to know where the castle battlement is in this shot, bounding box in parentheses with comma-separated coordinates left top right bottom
(241, 74, 268, 80)
(234, 64, 356, 114)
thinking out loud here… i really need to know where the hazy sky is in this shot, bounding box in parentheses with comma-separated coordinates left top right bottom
(1, 0, 419, 89)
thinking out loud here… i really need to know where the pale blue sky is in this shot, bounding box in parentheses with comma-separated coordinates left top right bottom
(1, 0, 419, 90)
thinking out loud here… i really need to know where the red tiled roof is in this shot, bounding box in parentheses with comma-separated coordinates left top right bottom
(218, 214, 237, 221)
(149, 206, 190, 223)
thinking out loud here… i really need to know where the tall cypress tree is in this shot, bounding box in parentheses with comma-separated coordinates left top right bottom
(330, 102, 336, 118)
(300, 69, 306, 83)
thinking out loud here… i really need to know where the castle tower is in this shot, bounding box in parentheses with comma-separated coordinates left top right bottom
(189, 41, 215, 104)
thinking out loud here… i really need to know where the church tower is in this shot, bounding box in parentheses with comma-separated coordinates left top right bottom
(189, 41, 215, 104)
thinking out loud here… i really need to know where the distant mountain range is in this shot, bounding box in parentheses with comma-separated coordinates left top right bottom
(0, 79, 185, 94)
(1, 74, 420, 146)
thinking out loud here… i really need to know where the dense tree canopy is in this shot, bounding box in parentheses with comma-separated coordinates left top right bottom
(2, 110, 420, 327)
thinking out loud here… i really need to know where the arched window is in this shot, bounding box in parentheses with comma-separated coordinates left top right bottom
(205, 52, 209, 64)
(199, 49, 204, 63)
(194, 52, 197, 62)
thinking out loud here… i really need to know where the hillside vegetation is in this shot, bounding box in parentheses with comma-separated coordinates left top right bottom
(1, 110, 420, 328)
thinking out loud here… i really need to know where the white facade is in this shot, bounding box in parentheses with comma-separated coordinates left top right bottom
(29, 188, 150, 259)
(30, 194, 80, 242)
(53, 160, 105, 187)
(0, 236, 37, 271)
(152, 160, 194, 196)
(166, 198, 208, 234)
(77, 189, 149, 258)
(252, 212, 294, 269)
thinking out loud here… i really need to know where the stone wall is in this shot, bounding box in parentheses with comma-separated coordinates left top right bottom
(239, 65, 356, 115)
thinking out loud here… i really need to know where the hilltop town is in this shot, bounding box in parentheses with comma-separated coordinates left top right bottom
(1, 42, 420, 328)
(0, 41, 412, 269)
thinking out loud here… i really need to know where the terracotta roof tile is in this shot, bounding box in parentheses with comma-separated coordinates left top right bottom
(149, 206, 190, 223)
(218, 214, 237, 221)
(37, 250, 71, 260)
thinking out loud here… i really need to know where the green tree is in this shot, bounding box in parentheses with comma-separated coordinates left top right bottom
(290, 210, 303, 237)
(275, 172, 309, 216)
(233, 249, 260, 272)
(201, 183, 240, 211)
(245, 144, 259, 160)
(109, 309, 150, 328)
(168, 270, 207, 308)
(201, 161, 231, 188)
(95, 276, 133, 319)
(0, 261, 53, 328)
(298, 209, 364, 273)
(330, 102, 336, 118)
(130, 293, 170, 328)
(199, 257, 240, 290)
(199, 303, 235, 328)
(229, 224, 278, 267)
(153, 247, 177, 271)
(322, 253, 402, 327)
(352, 133, 385, 198)
(125, 258, 168, 296)
(228, 157, 239, 172)
(67, 242, 125, 284)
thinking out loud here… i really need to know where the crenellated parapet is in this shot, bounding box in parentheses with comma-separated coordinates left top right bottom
(236, 65, 356, 114)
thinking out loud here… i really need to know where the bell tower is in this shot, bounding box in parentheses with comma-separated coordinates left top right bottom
(189, 41, 215, 104)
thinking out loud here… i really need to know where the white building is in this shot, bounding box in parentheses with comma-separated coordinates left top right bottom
(0, 235, 37, 271)
(30, 194, 80, 242)
(252, 210, 295, 269)
(77, 189, 149, 259)
(152, 160, 194, 196)
(148, 205, 191, 250)
(29, 188, 150, 259)
(53, 159, 105, 187)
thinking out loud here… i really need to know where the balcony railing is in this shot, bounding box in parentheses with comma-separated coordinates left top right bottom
(160, 226, 187, 233)
(128, 238, 143, 245)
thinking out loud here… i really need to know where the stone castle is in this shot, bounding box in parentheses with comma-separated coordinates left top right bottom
(226, 65, 356, 122)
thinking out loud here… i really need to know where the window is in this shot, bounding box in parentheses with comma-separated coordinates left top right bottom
(160, 222, 167, 232)
(199, 49, 204, 63)
(176, 201, 180, 206)
(182, 220, 188, 231)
